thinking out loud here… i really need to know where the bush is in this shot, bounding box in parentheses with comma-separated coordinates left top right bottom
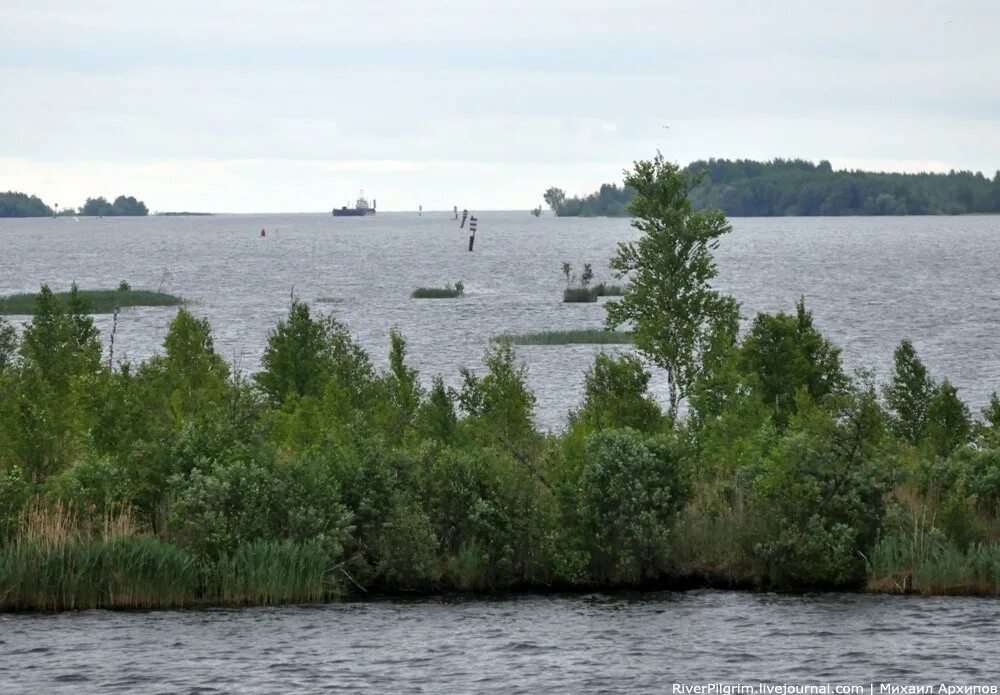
(167, 456, 352, 561)
(568, 429, 689, 584)
(745, 392, 891, 588)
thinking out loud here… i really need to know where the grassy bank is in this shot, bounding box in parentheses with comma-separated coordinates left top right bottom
(0, 288, 184, 315)
(411, 282, 464, 299)
(495, 329, 634, 345)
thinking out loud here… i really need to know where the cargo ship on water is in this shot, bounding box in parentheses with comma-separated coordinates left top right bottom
(332, 192, 376, 216)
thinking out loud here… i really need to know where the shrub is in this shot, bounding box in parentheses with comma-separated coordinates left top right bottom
(568, 429, 689, 584)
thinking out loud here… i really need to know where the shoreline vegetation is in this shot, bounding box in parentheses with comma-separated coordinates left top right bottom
(3, 153, 1000, 612)
(0, 286, 184, 316)
(0, 192, 149, 218)
(544, 158, 1000, 217)
(411, 282, 465, 299)
(561, 262, 624, 303)
(495, 329, 634, 345)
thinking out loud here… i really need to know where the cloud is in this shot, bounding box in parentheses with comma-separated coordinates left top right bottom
(1, 0, 998, 210)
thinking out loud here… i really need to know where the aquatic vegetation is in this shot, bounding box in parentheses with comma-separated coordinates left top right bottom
(494, 329, 634, 345)
(214, 540, 330, 605)
(0, 286, 184, 315)
(562, 283, 624, 303)
(411, 281, 464, 299)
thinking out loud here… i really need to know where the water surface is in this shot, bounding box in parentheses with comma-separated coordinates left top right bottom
(2, 212, 997, 429)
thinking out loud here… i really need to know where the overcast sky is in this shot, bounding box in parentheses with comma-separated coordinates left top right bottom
(1, 0, 998, 212)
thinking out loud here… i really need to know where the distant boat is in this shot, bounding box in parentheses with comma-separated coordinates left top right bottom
(333, 192, 376, 217)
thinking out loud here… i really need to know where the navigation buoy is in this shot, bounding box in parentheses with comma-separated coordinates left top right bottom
(453, 205, 458, 220)
(260, 228, 266, 237)
(460, 209, 468, 228)
(468, 216, 477, 252)
(419, 205, 422, 216)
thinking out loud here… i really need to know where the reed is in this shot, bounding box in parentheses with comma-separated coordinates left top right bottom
(214, 540, 330, 605)
(865, 532, 1000, 596)
(411, 282, 464, 299)
(494, 329, 634, 345)
(0, 537, 201, 611)
(0, 288, 184, 315)
(562, 284, 624, 303)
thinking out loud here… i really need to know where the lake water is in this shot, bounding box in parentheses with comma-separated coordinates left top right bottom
(2, 213, 1000, 687)
(1, 592, 998, 693)
(2, 212, 998, 430)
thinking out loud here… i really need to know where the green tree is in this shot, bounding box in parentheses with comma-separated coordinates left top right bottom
(543, 187, 566, 213)
(416, 376, 457, 443)
(0, 191, 53, 217)
(458, 340, 536, 452)
(740, 297, 846, 427)
(256, 301, 334, 405)
(606, 152, 738, 420)
(570, 429, 688, 583)
(747, 385, 890, 587)
(571, 353, 663, 433)
(0, 318, 17, 373)
(883, 339, 936, 445)
(926, 379, 972, 456)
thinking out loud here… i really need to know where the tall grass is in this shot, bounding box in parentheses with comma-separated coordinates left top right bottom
(562, 283, 624, 303)
(0, 288, 184, 315)
(214, 540, 330, 605)
(494, 329, 634, 345)
(411, 282, 464, 299)
(865, 532, 1000, 596)
(0, 501, 200, 610)
(1, 504, 332, 610)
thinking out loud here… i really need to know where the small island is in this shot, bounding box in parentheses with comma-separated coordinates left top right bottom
(411, 282, 465, 299)
(0, 284, 184, 315)
(0, 191, 150, 218)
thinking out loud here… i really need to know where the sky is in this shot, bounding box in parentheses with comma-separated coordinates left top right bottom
(1, 0, 998, 212)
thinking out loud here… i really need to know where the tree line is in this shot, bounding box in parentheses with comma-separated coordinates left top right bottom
(0, 192, 149, 218)
(544, 158, 1000, 217)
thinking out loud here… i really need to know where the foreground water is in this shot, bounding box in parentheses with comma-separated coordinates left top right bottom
(2, 212, 998, 429)
(1, 592, 997, 693)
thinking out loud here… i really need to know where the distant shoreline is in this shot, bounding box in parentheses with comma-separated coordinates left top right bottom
(154, 212, 215, 216)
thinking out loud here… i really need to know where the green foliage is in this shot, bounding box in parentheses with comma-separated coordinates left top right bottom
(411, 283, 464, 298)
(0, 288, 183, 315)
(884, 339, 936, 444)
(256, 300, 373, 410)
(548, 183, 635, 217)
(547, 159, 1000, 217)
(926, 380, 972, 456)
(0, 317, 17, 371)
(168, 455, 352, 561)
(80, 195, 149, 216)
(571, 353, 663, 433)
(0, 191, 53, 217)
(544, 187, 567, 212)
(745, 388, 891, 588)
(495, 329, 633, 345)
(980, 393, 1000, 447)
(567, 429, 689, 583)
(214, 539, 329, 605)
(5, 150, 1000, 607)
(739, 297, 847, 427)
(0, 537, 201, 611)
(458, 340, 537, 452)
(418, 446, 543, 590)
(606, 152, 738, 419)
(416, 377, 458, 443)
